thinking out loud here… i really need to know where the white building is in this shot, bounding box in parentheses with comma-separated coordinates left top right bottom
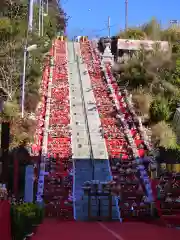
(117, 39, 169, 51)
(116, 39, 169, 63)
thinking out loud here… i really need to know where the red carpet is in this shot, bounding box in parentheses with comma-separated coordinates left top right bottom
(32, 219, 180, 240)
(0, 201, 11, 240)
(32, 220, 114, 240)
(103, 222, 180, 240)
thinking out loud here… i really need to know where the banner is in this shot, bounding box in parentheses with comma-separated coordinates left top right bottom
(24, 165, 34, 203)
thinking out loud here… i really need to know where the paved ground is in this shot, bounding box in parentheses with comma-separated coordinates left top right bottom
(32, 219, 180, 240)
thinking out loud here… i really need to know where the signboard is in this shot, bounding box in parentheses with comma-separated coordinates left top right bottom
(117, 39, 169, 51)
(24, 165, 34, 203)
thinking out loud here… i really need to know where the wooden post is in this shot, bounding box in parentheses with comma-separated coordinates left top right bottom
(88, 189, 91, 220)
(108, 194, 112, 220)
(1, 122, 10, 185)
(13, 159, 19, 197)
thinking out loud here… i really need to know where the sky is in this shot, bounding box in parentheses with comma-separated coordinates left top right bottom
(62, 0, 180, 38)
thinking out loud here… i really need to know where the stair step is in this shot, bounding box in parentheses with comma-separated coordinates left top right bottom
(74, 159, 120, 220)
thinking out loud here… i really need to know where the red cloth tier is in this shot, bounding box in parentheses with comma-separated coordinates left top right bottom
(44, 40, 73, 220)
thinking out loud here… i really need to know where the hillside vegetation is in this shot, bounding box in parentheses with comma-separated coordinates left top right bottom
(0, 0, 66, 147)
(115, 19, 180, 151)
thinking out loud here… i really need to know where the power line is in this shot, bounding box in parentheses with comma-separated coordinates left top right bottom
(67, 24, 119, 39)
(90, 24, 118, 33)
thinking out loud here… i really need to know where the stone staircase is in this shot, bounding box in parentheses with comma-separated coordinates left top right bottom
(94, 160, 111, 182)
(68, 41, 120, 221)
(74, 159, 120, 221)
(73, 159, 93, 220)
(94, 160, 120, 220)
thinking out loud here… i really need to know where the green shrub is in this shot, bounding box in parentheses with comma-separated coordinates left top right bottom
(11, 203, 44, 240)
(150, 98, 171, 122)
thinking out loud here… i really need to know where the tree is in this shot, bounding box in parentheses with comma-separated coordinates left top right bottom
(150, 98, 171, 122)
(118, 28, 146, 40)
(115, 18, 180, 150)
(151, 121, 177, 149)
(141, 18, 161, 40)
(0, 0, 67, 147)
(117, 48, 178, 96)
(161, 27, 180, 45)
(1, 101, 19, 120)
(132, 88, 153, 119)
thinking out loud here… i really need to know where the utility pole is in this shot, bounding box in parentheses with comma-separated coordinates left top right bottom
(125, 0, 128, 31)
(28, 0, 34, 32)
(21, 0, 34, 118)
(108, 16, 110, 38)
(38, 0, 41, 36)
(46, 0, 48, 14)
(21, 45, 27, 118)
(41, 0, 44, 36)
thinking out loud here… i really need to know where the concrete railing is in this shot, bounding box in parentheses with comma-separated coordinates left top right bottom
(36, 46, 55, 203)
